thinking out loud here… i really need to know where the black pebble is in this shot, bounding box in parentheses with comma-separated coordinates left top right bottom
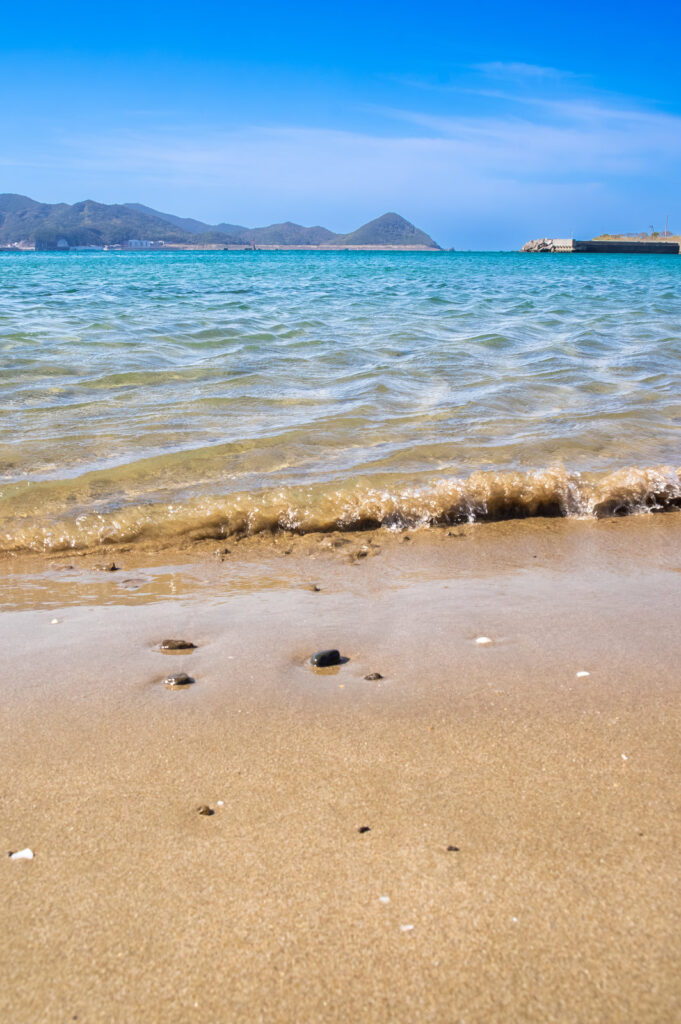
(446, 845, 460, 852)
(364, 672, 383, 681)
(106, 562, 119, 572)
(311, 649, 341, 667)
(306, 584, 321, 592)
(160, 639, 197, 651)
(164, 672, 195, 689)
(357, 826, 371, 834)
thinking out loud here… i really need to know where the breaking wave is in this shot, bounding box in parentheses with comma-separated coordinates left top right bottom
(2, 464, 681, 554)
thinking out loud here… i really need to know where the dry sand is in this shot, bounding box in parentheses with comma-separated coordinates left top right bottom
(2, 514, 681, 1022)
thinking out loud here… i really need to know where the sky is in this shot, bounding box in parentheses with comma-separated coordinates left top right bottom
(1, 0, 680, 248)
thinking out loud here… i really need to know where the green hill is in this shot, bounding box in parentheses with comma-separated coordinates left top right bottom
(125, 205, 338, 244)
(124, 203, 216, 235)
(333, 212, 439, 248)
(243, 222, 339, 245)
(0, 195, 440, 249)
(0, 195, 240, 247)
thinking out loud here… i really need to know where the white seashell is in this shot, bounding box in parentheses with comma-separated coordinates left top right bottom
(10, 848, 34, 860)
(378, 895, 390, 904)
(400, 924, 415, 932)
(50, 618, 60, 625)
(475, 636, 492, 645)
(576, 670, 590, 678)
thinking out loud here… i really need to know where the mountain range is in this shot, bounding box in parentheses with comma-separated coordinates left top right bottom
(0, 195, 440, 249)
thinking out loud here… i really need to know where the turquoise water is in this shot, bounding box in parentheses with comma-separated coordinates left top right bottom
(1, 250, 681, 551)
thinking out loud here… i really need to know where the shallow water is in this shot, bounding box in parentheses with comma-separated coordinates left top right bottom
(1, 249, 681, 551)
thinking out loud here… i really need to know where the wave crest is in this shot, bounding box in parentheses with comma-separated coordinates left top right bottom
(2, 464, 681, 554)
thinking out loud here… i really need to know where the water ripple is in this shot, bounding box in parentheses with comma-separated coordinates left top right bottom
(1, 250, 680, 546)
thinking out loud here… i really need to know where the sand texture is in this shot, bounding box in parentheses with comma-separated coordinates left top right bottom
(2, 515, 681, 1022)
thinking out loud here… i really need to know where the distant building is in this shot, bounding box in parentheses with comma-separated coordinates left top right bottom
(127, 239, 152, 248)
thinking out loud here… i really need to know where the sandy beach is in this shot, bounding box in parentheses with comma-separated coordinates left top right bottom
(3, 513, 681, 1022)
(5, 4, 681, 1019)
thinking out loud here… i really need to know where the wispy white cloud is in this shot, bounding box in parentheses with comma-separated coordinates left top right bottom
(473, 61, 575, 80)
(58, 82, 681, 187)
(371, 94, 681, 177)
(7, 71, 680, 246)
(33, 117, 608, 241)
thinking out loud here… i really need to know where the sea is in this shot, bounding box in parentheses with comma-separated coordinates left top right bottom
(2, 249, 681, 553)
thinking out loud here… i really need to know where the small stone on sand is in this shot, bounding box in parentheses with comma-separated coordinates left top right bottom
(164, 673, 195, 689)
(364, 672, 383, 680)
(197, 805, 214, 816)
(9, 848, 34, 860)
(379, 895, 391, 904)
(50, 618, 60, 625)
(400, 924, 415, 932)
(311, 649, 342, 667)
(357, 825, 371, 834)
(447, 845, 460, 852)
(576, 670, 590, 677)
(306, 584, 321, 592)
(160, 639, 197, 651)
(475, 636, 492, 645)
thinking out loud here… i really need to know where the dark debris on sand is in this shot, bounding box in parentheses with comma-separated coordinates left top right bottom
(164, 672, 195, 689)
(311, 649, 342, 667)
(160, 639, 197, 651)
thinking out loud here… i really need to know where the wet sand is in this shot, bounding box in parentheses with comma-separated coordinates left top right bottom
(3, 514, 681, 1022)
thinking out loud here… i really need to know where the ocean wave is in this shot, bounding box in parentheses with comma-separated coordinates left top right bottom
(2, 464, 681, 554)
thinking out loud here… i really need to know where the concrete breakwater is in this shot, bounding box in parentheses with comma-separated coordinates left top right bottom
(522, 237, 680, 254)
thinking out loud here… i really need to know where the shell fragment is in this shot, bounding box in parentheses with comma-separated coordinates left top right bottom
(9, 848, 34, 860)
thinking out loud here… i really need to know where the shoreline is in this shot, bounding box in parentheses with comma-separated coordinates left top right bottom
(3, 512, 681, 1020)
(3, 463, 681, 558)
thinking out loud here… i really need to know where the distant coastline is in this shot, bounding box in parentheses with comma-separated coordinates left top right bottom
(0, 243, 444, 253)
(0, 195, 442, 251)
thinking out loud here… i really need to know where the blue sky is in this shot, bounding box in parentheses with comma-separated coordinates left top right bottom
(2, 0, 680, 248)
